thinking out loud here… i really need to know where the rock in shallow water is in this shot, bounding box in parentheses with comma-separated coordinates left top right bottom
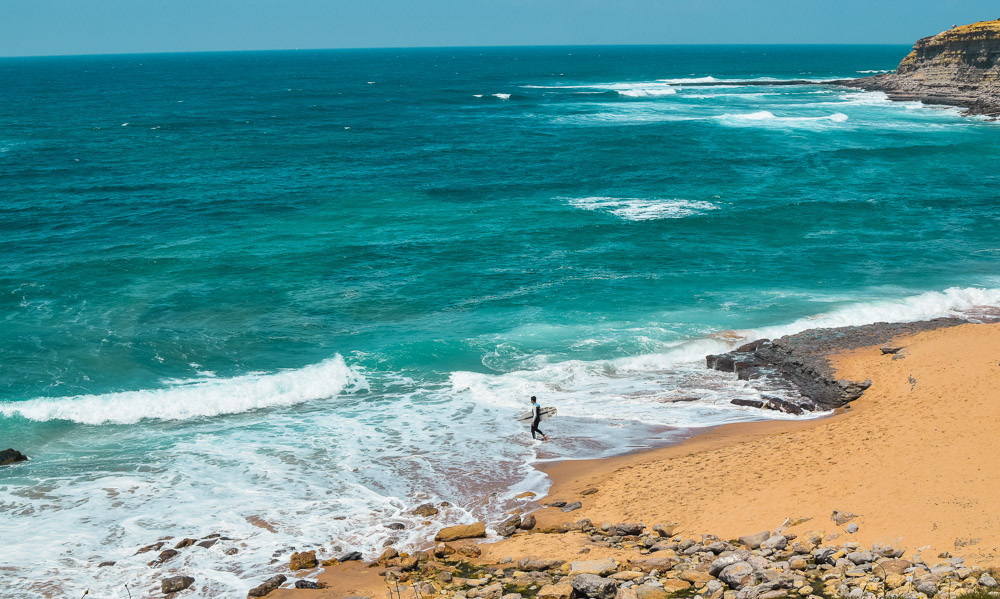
(0, 448, 27, 466)
(161, 575, 194, 594)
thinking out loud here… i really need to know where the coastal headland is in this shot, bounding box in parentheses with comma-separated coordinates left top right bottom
(205, 319, 1000, 599)
(840, 19, 1000, 117)
(674, 19, 1000, 117)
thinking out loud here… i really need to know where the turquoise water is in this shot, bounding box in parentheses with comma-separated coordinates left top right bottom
(2, 46, 1000, 597)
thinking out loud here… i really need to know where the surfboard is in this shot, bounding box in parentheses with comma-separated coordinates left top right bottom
(516, 406, 556, 422)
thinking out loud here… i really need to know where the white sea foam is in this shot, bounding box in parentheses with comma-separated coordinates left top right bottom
(715, 111, 849, 127)
(521, 81, 677, 97)
(656, 76, 719, 84)
(0, 355, 367, 425)
(565, 196, 720, 221)
(745, 286, 1000, 341)
(616, 87, 677, 97)
(493, 93, 511, 100)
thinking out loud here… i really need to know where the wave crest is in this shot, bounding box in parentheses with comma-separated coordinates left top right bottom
(0, 356, 367, 425)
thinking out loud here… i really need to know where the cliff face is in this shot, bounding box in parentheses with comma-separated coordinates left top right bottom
(842, 19, 1000, 116)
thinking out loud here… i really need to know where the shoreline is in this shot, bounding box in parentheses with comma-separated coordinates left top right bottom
(513, 321, 1000, 565)
(266, 319, 1000, 599)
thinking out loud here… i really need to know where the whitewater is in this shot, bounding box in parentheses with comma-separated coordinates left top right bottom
(3, 45, 1000, 599)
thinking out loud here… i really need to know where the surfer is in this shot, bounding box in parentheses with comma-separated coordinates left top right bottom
(529, 396, 548, 441)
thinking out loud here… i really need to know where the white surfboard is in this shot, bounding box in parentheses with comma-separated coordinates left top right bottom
(516, 406, 556, 422)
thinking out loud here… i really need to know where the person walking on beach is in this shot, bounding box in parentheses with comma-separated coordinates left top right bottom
(530, 396, 548, 441)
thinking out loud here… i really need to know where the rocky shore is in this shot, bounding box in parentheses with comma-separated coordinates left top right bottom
(246, 514, 999, 599)
(705, 318, 968, 414)
(838, 19, 1000, 117)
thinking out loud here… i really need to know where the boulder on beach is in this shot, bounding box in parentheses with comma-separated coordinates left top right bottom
(294, 580, 320, 589)
(517, 557, 565, 571)
(537, 583, 573, 599)
(569, 558, 617, 576)
(629, 557, 677, 572)
(738, 530, 771, 549)
(434, 521, 486, 542)
(247, 574, 286, 598)
(289, 550, 317, 570)
(570, 574, 618, 599)
(719, 561, 758, 589)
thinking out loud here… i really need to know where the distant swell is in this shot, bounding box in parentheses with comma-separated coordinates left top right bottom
(0, 356, 367, 425)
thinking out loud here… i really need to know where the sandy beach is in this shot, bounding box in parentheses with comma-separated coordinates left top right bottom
(278, 321, 1000, 598)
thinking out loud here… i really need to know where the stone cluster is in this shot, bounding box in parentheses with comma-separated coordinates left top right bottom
(245, 511, 998, 599)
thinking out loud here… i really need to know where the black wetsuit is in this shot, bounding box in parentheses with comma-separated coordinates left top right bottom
(531, 403, 544, 439)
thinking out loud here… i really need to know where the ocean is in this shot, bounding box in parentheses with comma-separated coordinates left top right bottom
(2, 45, 1000, 598)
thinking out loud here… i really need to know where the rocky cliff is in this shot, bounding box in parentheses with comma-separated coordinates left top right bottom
(841, 19, 1000, 116)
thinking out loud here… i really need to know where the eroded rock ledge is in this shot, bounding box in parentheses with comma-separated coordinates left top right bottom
(837, 19, 1000, 117)
(706, 318, 968, 413)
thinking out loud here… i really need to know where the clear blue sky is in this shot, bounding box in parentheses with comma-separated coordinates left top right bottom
(2, 0, 998, 57)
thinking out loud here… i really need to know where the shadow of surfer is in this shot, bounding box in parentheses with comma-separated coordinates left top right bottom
(529, 396, 548, 441)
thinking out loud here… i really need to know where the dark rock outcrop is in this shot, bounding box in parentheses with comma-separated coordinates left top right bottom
(707, 318, 967, 411)
(294, 580, 320, 589)
(0, 448, 28, 466)
(839, 19, 1000, 116)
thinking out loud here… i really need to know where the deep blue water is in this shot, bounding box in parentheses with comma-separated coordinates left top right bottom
(2, 46, 1000, 598)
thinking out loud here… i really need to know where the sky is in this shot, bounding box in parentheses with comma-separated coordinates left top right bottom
(1, 0, 998, 57)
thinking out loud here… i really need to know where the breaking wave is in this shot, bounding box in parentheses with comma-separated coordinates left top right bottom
(565, 196, 720, 221)
(0, 356, 368, 425)
(715, 110, 849, 127)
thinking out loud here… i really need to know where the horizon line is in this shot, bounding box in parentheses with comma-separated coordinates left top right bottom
(0, 41, 914, 60)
